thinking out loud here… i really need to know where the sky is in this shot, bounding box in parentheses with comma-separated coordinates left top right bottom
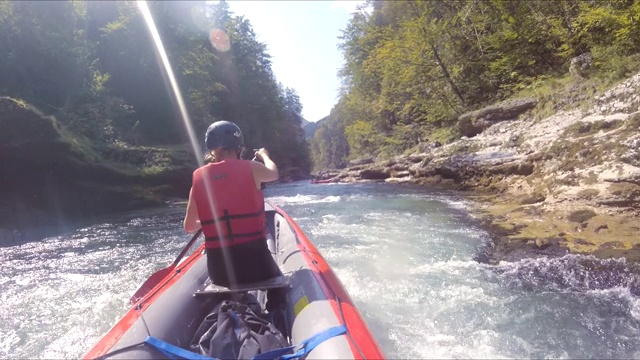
(222, 1, 365, 122)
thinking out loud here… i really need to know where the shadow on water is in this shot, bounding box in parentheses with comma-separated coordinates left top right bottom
(0, 203, 186, 248)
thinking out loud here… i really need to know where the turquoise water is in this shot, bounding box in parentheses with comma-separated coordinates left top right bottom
(2, 181, 640, 358)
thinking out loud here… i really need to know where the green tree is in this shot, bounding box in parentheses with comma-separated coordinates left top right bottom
(323, 0, 640, 166)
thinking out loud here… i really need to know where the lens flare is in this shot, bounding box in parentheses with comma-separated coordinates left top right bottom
(209, 29, 231, 52)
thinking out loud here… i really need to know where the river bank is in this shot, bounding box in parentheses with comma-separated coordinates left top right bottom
(312, 72, 640, 264)
(0, 97, 197, 244)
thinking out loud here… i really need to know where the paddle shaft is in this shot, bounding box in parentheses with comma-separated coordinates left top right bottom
(170, 229, 203, 268)
(130, 229, 202, 303)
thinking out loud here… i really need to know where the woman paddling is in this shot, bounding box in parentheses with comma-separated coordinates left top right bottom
(183, 120, 281, 290)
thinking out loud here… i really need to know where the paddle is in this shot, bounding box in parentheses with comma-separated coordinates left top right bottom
(251, 148, 269, 190)
(130, 229, 203, 304)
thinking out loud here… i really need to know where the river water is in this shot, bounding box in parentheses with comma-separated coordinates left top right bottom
(2, 181, 640, 359)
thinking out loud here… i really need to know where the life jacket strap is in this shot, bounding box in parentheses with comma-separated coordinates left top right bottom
(205, 231, 265, 243)
(200, 209, 264, 225)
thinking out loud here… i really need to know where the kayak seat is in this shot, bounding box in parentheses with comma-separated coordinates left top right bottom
(193, 275, 289, 298)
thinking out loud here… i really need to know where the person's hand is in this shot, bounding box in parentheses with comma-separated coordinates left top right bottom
(254, 148, 269, 161)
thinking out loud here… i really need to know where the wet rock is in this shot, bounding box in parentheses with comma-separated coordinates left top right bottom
(535, 238, 551, 249)
(497, 237, 569, 262)
(600, 241, 624, 249)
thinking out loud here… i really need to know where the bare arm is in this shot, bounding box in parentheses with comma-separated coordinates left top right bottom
(183, 187, 201, 233)
(251, 148, 279, 187)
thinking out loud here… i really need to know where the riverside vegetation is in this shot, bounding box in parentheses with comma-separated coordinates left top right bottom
(2, 0, 640, 265)
(309, 0, 640, 264)
(0, 1, 311, 240)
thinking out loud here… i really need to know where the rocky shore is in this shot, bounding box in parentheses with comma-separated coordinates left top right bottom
(313, 72, 640, 264)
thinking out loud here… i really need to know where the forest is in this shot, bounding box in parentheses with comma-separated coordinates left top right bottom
(310, 0, 640, 170)
(0, 0, 311, 172)
(0, 0, 315, 232)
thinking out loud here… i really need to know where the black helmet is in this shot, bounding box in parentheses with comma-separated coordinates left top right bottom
(205, 120, 244, 150)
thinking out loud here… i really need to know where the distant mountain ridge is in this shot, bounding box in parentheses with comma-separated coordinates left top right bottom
(301, 116, 326, 139)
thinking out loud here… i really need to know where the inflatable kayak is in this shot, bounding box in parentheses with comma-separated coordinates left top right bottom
(83, 202, 384, 359)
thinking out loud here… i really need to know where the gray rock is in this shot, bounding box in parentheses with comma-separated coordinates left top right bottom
(359, 168, 390, 180)
(458, 97, 538, 137)
(569, 53, 592, 78)
(348, 157, 375, 166)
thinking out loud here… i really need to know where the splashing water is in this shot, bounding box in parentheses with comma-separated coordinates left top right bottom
(3, 183, 640, 358)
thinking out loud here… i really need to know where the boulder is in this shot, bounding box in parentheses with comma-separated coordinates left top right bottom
(569, 53, 592, 78)
(359, 168, 390, 180)
(458, 97, 538, 137)
(488, 161, 535, 176)
(434, 166, 460, 181)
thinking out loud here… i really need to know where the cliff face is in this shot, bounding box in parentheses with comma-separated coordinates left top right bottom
(0, 97, 196, 241)
(314, 72, 640, 263)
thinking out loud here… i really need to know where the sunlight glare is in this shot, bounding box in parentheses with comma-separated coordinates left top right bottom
(137, 0, 238, 287)
(136, 0, 203, 166)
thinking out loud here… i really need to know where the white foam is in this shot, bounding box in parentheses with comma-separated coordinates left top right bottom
(268, 194, 342, 205)
(14, 277, 31, 286)
(411, 260, 482, 275)
(61, 273, 87, 282)
(0, 330, 20, 357)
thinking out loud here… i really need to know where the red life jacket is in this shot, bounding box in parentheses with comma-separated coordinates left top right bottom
(192, 159, 266, 249)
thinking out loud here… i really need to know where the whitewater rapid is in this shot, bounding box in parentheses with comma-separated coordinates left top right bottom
(2, 181, 640, 358)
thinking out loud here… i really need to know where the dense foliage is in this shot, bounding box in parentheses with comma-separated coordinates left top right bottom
(310, 0, 640, 171)
(0, 0, 311, 174)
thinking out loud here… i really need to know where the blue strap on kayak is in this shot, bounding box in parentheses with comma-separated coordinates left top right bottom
(144, 336, 215, 360)
(252, 324, 348, 360)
